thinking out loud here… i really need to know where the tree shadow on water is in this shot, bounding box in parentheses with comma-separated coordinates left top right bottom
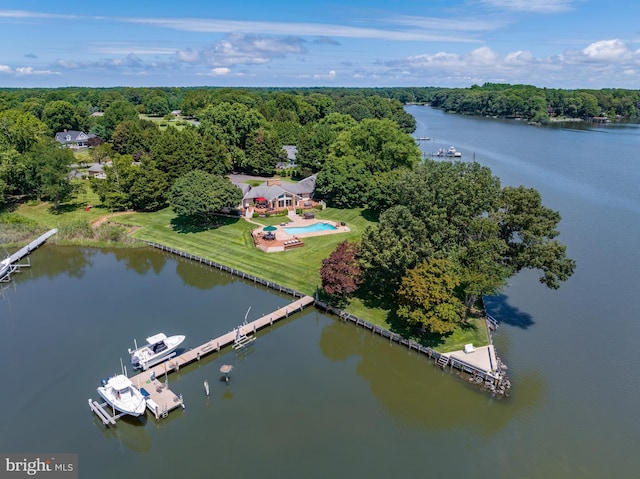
(483, 294, 535, 329)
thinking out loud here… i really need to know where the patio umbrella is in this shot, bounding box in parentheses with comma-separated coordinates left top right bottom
(263, 225, 277, 232)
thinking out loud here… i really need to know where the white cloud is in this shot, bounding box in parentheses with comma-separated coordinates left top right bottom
(210, 67, 230, 76)
(464, 46, 499, 66)
(201, 33, 307, 67)
(381, 37, 640, 88)
(120, 16, 477, 43)
(0, 9, 79, 20)
(504, 50, 535, 65)
(176, 48, 201, 63)
(313, 70, 336, 80)
(581, 39, 632, 62)
(15, 66, 60, 76)
(0, 65, 12, 74)
(480, 0, 576, 13)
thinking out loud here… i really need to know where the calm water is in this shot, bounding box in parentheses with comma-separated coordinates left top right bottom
(1, 107, 639, 478)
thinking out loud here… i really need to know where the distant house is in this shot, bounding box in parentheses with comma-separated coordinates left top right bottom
(55, 129, 96, 149)
(277, 145, 297, 169)
(87, 163, 106, 179)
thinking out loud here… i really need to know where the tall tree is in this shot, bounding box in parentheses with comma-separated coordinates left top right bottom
(100, 100, 139, 140)
(42, 100, 80, 134)
(23, 142, 75, 209)
(397, 258, 466, 335)
(151, 125, 203, 183)
(241, 127, 285, 175)
(359, 205, 434, 300)
(0, 110, 47, 153)
(497, 186, 576, 288)
(320, 241, 362, 299)
(168, 170, 242, 219)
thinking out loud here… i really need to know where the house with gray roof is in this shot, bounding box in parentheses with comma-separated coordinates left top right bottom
(55, 129, 96, 149)
(277, 145, 297, 169)
(234, 175, 317, 211)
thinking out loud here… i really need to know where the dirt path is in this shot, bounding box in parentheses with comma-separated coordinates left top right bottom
(90, 211, 136, 228)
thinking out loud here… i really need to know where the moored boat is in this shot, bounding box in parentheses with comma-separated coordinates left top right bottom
(446, 146, 462, 157)
(96, 375, 146, 417)
(129, 333, 186, 370)
(0, 257, 12, 279)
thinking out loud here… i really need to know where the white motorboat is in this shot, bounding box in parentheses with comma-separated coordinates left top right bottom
(129, 333, 186, 370)
(0, 257, 11, 280)
(446, 146, 462, 157)
(97, 375, 146, 417)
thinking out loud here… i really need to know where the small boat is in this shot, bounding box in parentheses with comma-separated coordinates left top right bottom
(97, 374, 146, 417)
(129, 333, 186, 370)
(445, 146, 462, 158)
(0, 257, 11, 279)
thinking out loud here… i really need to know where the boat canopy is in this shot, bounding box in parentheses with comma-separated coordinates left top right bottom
(109, 375, 133, 391)
(146, 333, 167, 344)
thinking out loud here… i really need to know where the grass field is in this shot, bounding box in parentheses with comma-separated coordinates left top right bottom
(139, 114, 192, 131)
(120, 206, 375, 296)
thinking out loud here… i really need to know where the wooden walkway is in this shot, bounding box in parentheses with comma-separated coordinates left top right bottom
(1, 229, 57, 281)
(124, 295, 315, 421)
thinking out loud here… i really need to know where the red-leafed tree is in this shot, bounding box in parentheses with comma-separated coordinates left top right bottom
(320, 240, 362, 298)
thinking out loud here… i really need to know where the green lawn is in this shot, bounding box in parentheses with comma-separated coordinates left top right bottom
(120, 206, 375, 296)
(138, 114, 190, 131)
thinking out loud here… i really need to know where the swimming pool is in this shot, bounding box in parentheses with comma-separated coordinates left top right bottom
(283, 222, 338, 236)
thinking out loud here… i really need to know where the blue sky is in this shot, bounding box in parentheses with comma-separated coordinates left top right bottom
(1, 0, 639, 89)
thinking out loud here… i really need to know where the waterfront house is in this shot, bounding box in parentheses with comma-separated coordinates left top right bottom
(234, 174, 317, 214)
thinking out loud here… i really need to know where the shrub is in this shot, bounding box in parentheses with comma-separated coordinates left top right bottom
(58, 219, 93, 240)
(94, 223, 128, 242)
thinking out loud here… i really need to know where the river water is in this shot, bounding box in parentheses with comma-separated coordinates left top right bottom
(1, 107, 639, 478)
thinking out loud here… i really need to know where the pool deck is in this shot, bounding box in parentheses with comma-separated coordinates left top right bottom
(251, 214, 350, 253)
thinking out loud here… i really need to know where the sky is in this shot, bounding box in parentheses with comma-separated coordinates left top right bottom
(1, 0, 639, 89)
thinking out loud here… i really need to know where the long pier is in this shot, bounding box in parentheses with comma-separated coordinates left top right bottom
(91, 295, 315, 425)
(1, 229, 57, 281)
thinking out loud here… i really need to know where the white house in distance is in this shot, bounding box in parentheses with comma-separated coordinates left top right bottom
(55, 129, 96, 149)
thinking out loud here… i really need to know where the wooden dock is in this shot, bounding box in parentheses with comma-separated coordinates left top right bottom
(112, 295, 315, 422)
(1, 228, 57, 282)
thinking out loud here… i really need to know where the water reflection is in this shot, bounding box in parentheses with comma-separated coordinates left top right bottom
(96, 415, 152, 454)
(320, 319, 544, 435)
(175, 258, 237, 289)
(112, 248, 167, 276)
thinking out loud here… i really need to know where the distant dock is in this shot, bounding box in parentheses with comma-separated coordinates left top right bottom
(1, 229, 57, 282)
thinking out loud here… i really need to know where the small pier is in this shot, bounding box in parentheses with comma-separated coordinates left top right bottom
(91, 295, 315, 425)
(1, 229, 57, 282)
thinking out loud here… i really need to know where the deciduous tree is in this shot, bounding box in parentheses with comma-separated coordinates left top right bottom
(397, 258, 466, 334)
(320, 241, 362, 298)
(168, 170, 242, 219)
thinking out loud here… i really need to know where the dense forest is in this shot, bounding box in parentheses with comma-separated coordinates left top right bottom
(0, 85, 576, 334)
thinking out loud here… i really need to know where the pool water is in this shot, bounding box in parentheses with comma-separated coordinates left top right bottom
(284, 222, 338, 236)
